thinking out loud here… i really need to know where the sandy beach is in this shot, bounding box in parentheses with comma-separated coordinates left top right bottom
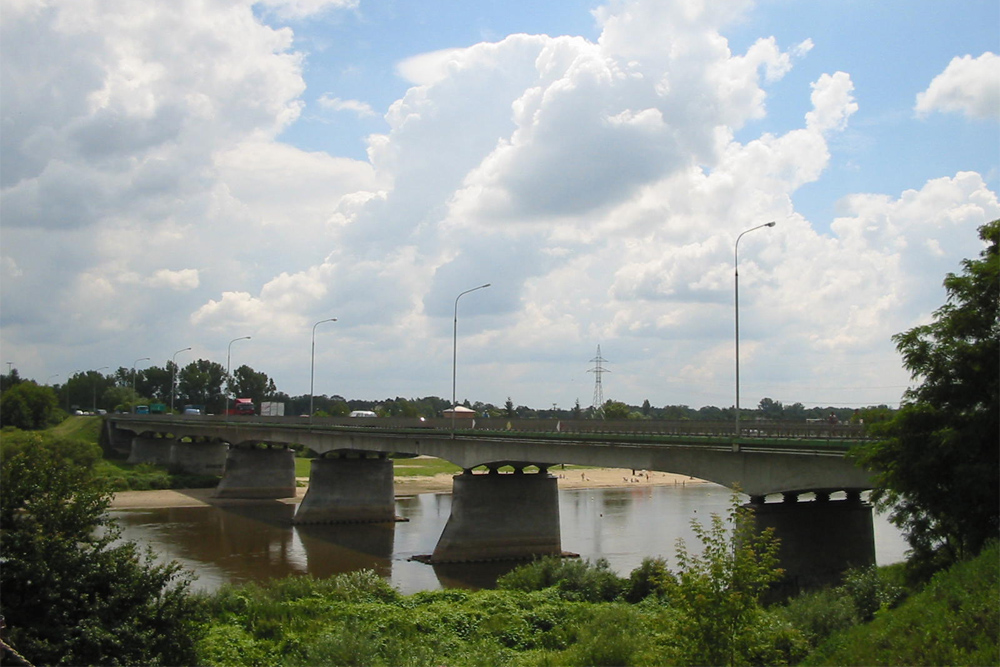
(109, 468, 708, 510)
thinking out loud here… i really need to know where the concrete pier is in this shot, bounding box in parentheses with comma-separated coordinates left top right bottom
(427, 468, 562, 563)
(128, 436, 174, 466)
(294, 455, 396, 524)
(170, 440, 227, 476)
(213, 445, 296, 499)
(749, 493, 875, 592)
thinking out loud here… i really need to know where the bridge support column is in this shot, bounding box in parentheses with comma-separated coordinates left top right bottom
(214, 446, 296, 499)
(170, 440, 227, 476)
(128, 435, 174, 466)
(426, 468, 562, 563)
(748, 493, 875, 592)
(294, 455, 396, 524)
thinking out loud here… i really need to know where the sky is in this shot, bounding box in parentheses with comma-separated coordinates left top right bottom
(1, 0, 998, 411)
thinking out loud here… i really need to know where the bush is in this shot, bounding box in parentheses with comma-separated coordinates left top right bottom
(497, 557, 625, 602)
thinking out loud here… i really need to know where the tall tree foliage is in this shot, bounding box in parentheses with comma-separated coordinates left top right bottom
(0, 382, 59, 429)
(0, 431, 202, 665)
(857, 220, 1000, 574)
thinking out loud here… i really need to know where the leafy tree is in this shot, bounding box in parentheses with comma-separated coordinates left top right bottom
(0, 367, 23, 394)
(672, 495, 784, 666)
(857, 220, 999, 575)
(572, 398, 582, 419)
(229, 364, 277, 406)
(137, 364, 174, 402)
(641, 398, 652, 416)
(0, 382, 59, 429)
(504, 396, 515, 418)
(602, 400, 632, 420)
(178, 359, 226, 413)
(758, 397, 784, 419)
(0, 431, 202, 665)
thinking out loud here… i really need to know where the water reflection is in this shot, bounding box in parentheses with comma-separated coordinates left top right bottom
(111, 484, 908, 595)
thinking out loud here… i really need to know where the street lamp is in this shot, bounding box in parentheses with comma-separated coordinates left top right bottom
(452, 283, 491, 432)
(310, 318, 337, 419)
(131, 358, 149, 412)
(46, 374, 59, 386)
(225, 336, 251, 417)
(170, 348, 191, 414)
(734, 221, 776, 439)
(93, 366, 108, 413)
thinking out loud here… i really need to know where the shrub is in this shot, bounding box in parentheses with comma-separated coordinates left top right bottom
(497, 557, 625, 602)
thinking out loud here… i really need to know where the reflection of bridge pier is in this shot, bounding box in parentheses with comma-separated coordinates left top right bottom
(420, 465, 565, 563)
(748, 491, 875, 593)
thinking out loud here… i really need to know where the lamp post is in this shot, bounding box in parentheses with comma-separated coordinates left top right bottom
(170, 347, 191, 414)
(46, 374, 59, 386)
(131, 358, 149, 412)
(93, 366, 108, 413)
(225, 336, 251, 417)
(734, 221, 776, 439)
(310, 318, 337, 419)
(452, 283, 491, 432)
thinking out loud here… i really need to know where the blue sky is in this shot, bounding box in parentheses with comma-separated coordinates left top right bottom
(2, 0, 998, 410)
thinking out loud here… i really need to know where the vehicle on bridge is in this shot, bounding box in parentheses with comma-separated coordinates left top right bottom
(228, 398, 255, 416)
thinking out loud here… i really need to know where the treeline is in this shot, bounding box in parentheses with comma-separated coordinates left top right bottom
(0, 363, 892, 429)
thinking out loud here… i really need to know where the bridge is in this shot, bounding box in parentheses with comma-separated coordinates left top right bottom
(105, 415, 877, 590)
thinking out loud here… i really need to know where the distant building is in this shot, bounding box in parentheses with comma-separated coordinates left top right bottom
(443, 405, 476, 419)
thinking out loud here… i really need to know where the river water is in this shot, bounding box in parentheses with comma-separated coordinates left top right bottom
(111, 483, 908, 595)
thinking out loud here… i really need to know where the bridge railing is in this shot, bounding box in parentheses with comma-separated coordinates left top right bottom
(139, 414, 867, 440)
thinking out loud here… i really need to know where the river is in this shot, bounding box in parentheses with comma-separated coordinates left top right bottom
(111, 483, 909, 595)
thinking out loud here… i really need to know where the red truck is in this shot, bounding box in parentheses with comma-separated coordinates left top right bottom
(228, 398, 255, 415)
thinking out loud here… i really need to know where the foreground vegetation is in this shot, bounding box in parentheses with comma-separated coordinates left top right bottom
(192, 544, 997, 667)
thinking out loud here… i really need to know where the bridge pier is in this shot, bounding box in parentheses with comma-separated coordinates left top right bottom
(294, 454, 396, 524)
(128, 435, 174, 466)
(170, 439, 227, 476)
(213, 445, 296, 499)
(748, 492, 875, 592)
(425, 467, 563, 563)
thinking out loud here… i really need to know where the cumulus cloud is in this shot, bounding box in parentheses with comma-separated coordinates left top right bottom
(915, 52, 1000, 120)
(1, 0, 995, 410)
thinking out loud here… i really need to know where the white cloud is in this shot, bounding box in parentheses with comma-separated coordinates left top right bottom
(150, 268, 200, 290)
(255, 0, 359, 20)
(805, 72, 858, 133)
(317, 94, 378, 117)
(915, 52, 1000, 120)
(1, 0, 996, 410)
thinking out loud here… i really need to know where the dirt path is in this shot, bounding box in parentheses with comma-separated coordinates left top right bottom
(109, 468, 708, 510)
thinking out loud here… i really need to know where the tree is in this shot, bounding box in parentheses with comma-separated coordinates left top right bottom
(857, 220, 999, 574)
(505, 396, 515, 418)
(0, 367, 23, 394)
(758, 397, 784, 419)
(602, 400, 632, 420)
(641, 398, 651, 416)
(673, 495, 784, 666)
(0, 431, 202, 665)
(0, 382, 59, 429)
(229, 364, 277, 406)
(178, 359, 226, 413)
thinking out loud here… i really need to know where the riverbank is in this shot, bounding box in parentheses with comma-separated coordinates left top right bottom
(109, 468, 707, 510)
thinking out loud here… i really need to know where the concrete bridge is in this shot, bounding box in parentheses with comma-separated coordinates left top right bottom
(105, 415, 877, 590)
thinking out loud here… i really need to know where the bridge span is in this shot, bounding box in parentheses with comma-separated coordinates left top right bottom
(106, 415, 878, 590)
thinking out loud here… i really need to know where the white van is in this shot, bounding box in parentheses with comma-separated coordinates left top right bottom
(349, 410, 377, 418)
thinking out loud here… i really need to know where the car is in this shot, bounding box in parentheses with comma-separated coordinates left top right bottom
(183, 407, 202, 415)
(349, 410, 377, 418)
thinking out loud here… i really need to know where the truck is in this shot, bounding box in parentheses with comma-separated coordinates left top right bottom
(260, 401, 285, 417)
(228, 398, 255, 415)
